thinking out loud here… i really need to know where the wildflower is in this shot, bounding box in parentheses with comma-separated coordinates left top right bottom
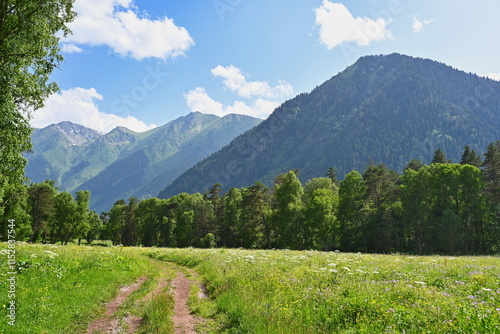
(415, 281, 426, 285)
(44, 250, 59, 258)
(442, 292, 450, 297)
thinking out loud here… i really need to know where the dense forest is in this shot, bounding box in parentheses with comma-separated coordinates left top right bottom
(4, 142, 499, 255)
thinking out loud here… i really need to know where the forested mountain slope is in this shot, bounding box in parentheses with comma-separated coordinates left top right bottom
(159, 53, 500, 197)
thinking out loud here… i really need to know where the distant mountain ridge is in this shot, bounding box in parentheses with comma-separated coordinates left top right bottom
(26, 112, 262, 212)
(159, 53, 500, 198)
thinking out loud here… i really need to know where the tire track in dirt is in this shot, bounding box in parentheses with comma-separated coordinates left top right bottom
(85, 263, 203, 334)
(85, 277, 147, 334)
(171, 271, 197, 334)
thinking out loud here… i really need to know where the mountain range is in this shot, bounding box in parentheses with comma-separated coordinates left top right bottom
(27, 53, 500, 210)
(159, 53, 500, 198)
(26, 112, 261, 212)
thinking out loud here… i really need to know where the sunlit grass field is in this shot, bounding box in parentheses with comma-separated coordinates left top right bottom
(1, 243, 499, 333)
(149, 248, 500, 333)
(0, 243, 157, 334)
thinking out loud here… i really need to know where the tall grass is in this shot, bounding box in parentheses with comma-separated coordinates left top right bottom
(0, 244, 154, 334)
(140, 293, 175, 334)
(150, 249, 500, 333)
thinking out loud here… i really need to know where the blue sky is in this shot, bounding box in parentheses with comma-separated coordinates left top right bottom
(31, 0, 500, 132)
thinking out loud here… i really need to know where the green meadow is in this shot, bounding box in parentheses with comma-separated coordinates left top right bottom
(1, 244, 499, 333)
(150, 249, 500, 333)
(0, 243, 173, 334)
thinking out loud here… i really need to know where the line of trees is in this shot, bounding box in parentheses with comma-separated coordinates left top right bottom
(0, 180, 101, 245)
(1, 143, 498, 254)
(98, 143, 499, 254)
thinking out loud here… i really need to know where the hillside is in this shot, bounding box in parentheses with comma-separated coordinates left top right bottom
(26, 122, 103, 184)
(26, 112, 261, 212)
(159, 53, 500, 198)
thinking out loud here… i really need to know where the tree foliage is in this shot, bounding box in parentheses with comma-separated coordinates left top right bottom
(0, 0, 75, 188)
(120, 142, 500, 254)
(0, 1, 75, 237)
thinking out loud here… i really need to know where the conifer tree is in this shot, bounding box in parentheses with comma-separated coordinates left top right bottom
(460, 145, 482, 167)
(482, 141, 500, 204)
(431, 148, 448, 164)
(326, 167, 340, 185)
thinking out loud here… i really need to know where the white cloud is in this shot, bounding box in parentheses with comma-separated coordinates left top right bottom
(314, 1, 392, 49)
(64, 0, 194, 60)
(411, 15, 434, 33)
(31, 88, 157, 133)
(484, 73, 500, 81)
(185, 66, 293, 119)
(185, 87, 280, 119)
(211, 65, 293, 99)
(61, 43, 84, 53)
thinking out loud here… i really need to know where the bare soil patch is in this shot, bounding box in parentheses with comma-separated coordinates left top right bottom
(85, 277, 147, 334)
(171, 271, 197, 334)
(84, 263, 204, 334)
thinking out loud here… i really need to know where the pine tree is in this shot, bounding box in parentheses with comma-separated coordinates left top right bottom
(121, 197, 139, 246)
(240, 182, 270, 248)
(460, 145, 482, 167)
(431, 148, 448, 164)
(482, 141, 500, 204)
(27, 180, 57, 243)
(404, 159, 424, 172)
(326, 167, 340, 185)
(222, 188, 243, 247)
(207, 183, 222, 246)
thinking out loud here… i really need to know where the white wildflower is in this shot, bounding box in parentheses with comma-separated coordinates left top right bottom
(44, 250, 59, 258)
